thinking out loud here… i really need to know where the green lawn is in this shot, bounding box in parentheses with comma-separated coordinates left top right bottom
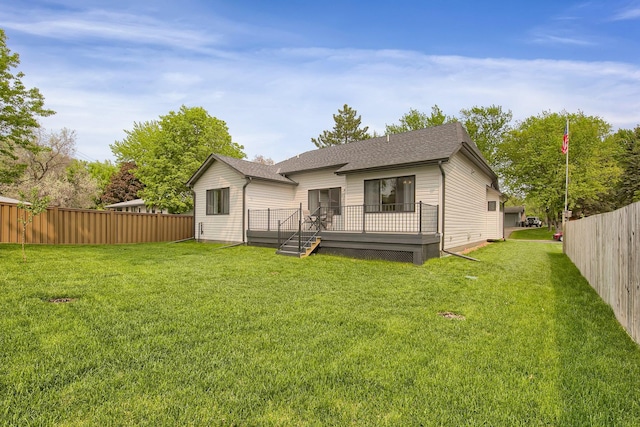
(509, 227, 556, 240)
(1, 241, 639, 426)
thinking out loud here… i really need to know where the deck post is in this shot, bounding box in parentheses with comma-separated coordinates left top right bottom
(362, 204, 366, 233)
(419, 201, 423, 234)
(278, 220, 281, 248)
(298, 203, 302, 252)
(267, 208, 270, 231)
(247, 209, 251, 231)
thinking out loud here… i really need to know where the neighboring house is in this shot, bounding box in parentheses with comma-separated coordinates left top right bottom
(104, 199, 169, 214)
(187, 122, 503, 264)
(0, 195, 24, 204)
(504, 206, 526, 227)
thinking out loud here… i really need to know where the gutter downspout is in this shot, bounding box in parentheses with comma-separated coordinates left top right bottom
(242, 177, 252, 243)
(190, 189, 197, 242)
(438, 161, 446, 253)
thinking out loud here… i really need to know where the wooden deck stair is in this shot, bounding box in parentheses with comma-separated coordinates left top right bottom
(276, 236, 321, 258)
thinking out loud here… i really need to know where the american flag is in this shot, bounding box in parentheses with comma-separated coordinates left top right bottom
(562, 121, 569, 154)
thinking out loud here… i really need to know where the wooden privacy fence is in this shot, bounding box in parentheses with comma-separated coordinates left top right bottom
(0, 202, 194, 245)
(565, 201, 639, 345)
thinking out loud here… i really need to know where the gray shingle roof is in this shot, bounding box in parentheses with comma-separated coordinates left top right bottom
(188, 123, 497, 187)
(187, 154, 297, 186)
(275, 122, 485, 175)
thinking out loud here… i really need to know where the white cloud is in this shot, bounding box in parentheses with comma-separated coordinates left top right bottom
(1, 9, 218, 50)
(612, 6, 640, 20)
(22, 45, 638, 164)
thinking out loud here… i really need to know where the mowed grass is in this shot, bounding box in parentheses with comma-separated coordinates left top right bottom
(1, 241, 639, 426)
(509, 227, 556, 240)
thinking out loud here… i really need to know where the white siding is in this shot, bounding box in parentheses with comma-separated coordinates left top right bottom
(344, 166, 440, 206)
(246, 181, 295, 211)
(192, 161, 245, 243)
(288, 169, 347, 208)
(485, 187, 503, 240)
(343, 167, 441, 233)
(443, 153, 495, 249)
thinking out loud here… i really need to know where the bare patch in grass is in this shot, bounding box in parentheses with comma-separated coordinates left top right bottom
(47, 298, 76, 304)
(438, 311, 465, 320)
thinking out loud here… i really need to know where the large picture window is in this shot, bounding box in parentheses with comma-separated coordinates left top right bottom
(308, 187, 341, 215)
(364, 175, 415, 212)
(206, 188, 229, 215)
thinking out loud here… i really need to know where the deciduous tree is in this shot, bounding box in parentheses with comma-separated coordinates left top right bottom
(111, 105, 244, 213)
(385, 105, 456, 134)
(99, 161, 144, 206)
(17, 188, 49, 262)
(252, 154, 275, 165)
(459, 105, 512, 171)
(0, 29, 54, 184)
(500, 111, 620, 225)
(1, 128, 100, 208)
(311, 104, 371, 148)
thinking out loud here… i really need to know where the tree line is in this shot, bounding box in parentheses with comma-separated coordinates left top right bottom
(2, 28, 638, 222)
(313, 103, 639, 226)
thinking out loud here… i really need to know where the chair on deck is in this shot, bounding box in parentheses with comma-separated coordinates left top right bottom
(302, 210, 318, 230)
(320, 210, 334, 230)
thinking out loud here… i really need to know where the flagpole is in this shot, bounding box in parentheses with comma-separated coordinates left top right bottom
(562, 119, 569, 232)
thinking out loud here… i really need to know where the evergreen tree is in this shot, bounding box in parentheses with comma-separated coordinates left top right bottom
(311, 104, 371, 148)
(614, 125, 640, 205)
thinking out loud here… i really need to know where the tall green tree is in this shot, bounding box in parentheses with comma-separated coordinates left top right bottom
(111, 106, 244, 213)
(459, 105, 512, 171)
(612, 125, 640, 205)
(87, 159, 118, 196)
(385, 105, 456, 134)
(0, 29, 55, 184)
(500, 111, 620, 225)
(311, 104, 371, 148)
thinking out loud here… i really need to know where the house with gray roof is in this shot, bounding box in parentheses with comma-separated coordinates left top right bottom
(187, 122, 503, 264)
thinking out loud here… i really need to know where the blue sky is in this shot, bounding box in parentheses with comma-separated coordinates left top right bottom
(2, 0, 639, 162)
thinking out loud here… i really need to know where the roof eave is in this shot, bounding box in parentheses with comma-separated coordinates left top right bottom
(335, 158, 450, 175)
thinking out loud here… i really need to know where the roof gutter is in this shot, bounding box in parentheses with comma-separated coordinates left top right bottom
(242, 177, 252, 243)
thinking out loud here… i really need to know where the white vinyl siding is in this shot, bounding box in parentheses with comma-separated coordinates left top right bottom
(442, 153, 494, 249)
(345, 167, 440, 207)
(288, 169, 347, 209)
(192, 160, 245, 243)
(246, 181, 295, 211)
(344, 167, 441, 233)
(486, 187, 503, 240)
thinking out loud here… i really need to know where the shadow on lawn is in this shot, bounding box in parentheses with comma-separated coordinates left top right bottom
(547, 251, 640, 425)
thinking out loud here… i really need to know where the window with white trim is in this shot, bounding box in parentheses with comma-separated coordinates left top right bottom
(206, 188, 229, 215)
(364, 175, 415, 212)
(308, 187, 341, 215)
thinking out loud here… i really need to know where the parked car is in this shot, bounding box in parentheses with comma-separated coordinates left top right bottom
(525, 216, 542, 227)
(553, 231, 563, 242)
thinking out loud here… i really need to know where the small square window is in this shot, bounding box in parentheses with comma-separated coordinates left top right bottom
(488, 201, 497, 211)
(206, 188, 230, 215)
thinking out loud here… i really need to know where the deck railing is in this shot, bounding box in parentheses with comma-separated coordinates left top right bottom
(249, 202, 438, 234)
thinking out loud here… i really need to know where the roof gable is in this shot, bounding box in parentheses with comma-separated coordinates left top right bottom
(187, 154, 297, 187)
